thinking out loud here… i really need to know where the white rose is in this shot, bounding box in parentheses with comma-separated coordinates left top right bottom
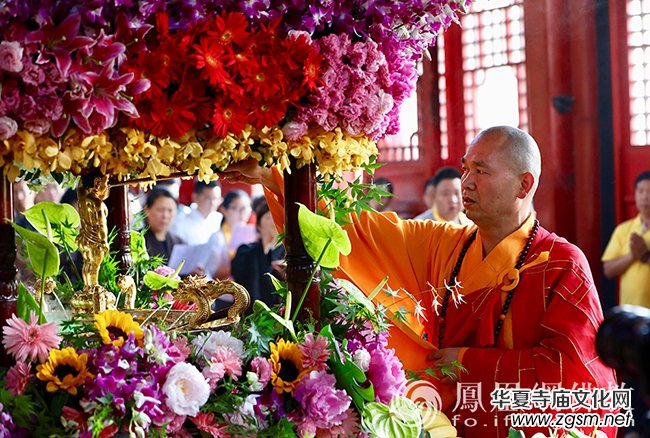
(163, 362, 210, 416)
(353, 348, 371, 372)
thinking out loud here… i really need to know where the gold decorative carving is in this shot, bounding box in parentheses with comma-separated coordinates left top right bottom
(123, 276, 250, 330)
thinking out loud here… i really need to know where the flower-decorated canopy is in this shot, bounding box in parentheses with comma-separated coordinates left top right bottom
(0, 0, 470, 182)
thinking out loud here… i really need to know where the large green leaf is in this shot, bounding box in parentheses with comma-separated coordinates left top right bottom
(143, 271, 181, 291)
(297, 204, 351, 268)
(362, 396, 422, 438)
(321, 325, 375, 410)
(16, 282, 41, 323)
(12, 222, 60, 278)
(24, 202, 80, 250)
(255, 300, 296, 339)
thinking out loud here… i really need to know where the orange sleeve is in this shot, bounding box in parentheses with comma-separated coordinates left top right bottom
(264, 168, 473, 370)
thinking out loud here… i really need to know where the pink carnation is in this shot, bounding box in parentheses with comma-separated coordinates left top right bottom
(316, 408, 360, 438)
(250, 356, 272, 386)
(5, 361, 31, 396)
(202, 347, 242, 389)
(2, 313, 61, 363)
(0, 41, 24, 73)
(298, 333, 330, 371)
(294, 370, 351, 429)
(0, 116, 18, 140)
(189, 412, 230, 437)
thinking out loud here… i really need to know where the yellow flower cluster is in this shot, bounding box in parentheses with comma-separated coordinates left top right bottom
(1, 126, 378, 182)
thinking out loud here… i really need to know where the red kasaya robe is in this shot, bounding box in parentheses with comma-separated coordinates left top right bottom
(265, 176, 618, 438)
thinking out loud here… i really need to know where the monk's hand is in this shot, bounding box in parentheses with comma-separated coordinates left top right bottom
(428, 348, 462, 384)
(220, 159, 279, 193)
(630, 233, 648, 259)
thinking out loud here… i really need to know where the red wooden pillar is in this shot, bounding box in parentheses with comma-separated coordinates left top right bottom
(284, 162, 320, 322)
(443, 24, 468, 167)
(0, 176, 17, 366)
(106, 185, 132, 273)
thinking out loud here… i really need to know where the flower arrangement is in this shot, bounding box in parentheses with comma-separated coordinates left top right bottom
(0, 0, 470, 182)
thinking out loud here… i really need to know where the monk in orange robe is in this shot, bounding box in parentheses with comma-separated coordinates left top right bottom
(223, 126, 618, 438)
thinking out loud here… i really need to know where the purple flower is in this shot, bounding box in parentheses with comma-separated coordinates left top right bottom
(0, 116, 18, 140)
(0, 41, 24, 73)
(294, 370, 351, 429)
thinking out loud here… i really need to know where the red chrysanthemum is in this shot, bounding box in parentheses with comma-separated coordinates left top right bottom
(249, 100, 287, 129)
(148, 89, 198, 138)
(302, 49, 323, 92)
(211, 99, 247, 138)
(194, 37, 233, 88)
(209, 11, 250, 47)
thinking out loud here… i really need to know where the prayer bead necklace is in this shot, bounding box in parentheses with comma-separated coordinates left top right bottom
(436, 219, 540, 349)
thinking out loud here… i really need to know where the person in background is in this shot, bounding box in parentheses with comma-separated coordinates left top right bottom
(415, 166, 470, 225)
(419, 176, 437, 216)
(231, 199, 285, 310)
(153, 178, 191, 216)
(60, 187, 79, 211)
(171, 180, 223, 245)
(367, 176, 394, 212)
(34, 182, 65, 204)
(206, 189, 254, 279)
(602, 171, 650, 308)
(143, 189, 184, 263)
(12, 180, 35, 228)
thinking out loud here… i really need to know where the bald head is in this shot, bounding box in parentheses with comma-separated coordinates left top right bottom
(472, 126, 541, 182)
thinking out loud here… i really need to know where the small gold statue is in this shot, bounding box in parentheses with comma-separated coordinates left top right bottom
(74, 175, 111, 313)
(117, 274, 137, 309)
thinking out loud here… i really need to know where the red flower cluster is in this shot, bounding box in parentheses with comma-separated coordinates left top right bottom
(127, 12, 322, 139)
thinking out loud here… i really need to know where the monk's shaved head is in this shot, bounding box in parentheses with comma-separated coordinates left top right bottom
(472, 126, 541, 181)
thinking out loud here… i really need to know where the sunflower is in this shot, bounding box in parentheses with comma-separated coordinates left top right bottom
(94, 310, 144, 348)
(269, 339, 309, 394)
(36, 347, 93, 395)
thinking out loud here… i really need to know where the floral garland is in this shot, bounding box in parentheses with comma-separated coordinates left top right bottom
(0, 0, 469, 181)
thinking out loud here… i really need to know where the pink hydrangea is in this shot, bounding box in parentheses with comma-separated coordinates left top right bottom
(298, 333, 330, 372)
(294, 370, 351, 430)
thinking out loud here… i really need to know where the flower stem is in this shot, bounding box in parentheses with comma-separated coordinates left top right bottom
(291, 239, 330, 323)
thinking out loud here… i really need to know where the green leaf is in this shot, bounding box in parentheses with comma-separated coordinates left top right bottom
(362, 396, 423, 438)
(12, 222, 60, 278)
(24, 202, 80, 250)
(337, 279, 376, 313)
(321, 325, 375, 410)
(143, 271, 181, 290)
(297, 203, 351, 268)
(255, 300, 296, 339)
(507, 429, 526, 438)
(130, 230, 149, 262)
(16, 283, 40, 323)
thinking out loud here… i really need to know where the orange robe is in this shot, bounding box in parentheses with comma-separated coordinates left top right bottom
(265, 175, 618, 437)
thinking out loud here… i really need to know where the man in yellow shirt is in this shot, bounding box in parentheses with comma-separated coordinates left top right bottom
(224, 126, 617, 438)
(602, 171, 650, 308)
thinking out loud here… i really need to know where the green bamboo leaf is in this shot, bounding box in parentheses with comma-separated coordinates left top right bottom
(16, 283, 40, 323)
(297, 203, 351, 268)
(12, 223, 60, 278)
(24, 202, 80, 251)
(321, 325, 375, 410)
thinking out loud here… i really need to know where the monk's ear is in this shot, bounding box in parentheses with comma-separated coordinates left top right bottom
(517, 172, 535, 199)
